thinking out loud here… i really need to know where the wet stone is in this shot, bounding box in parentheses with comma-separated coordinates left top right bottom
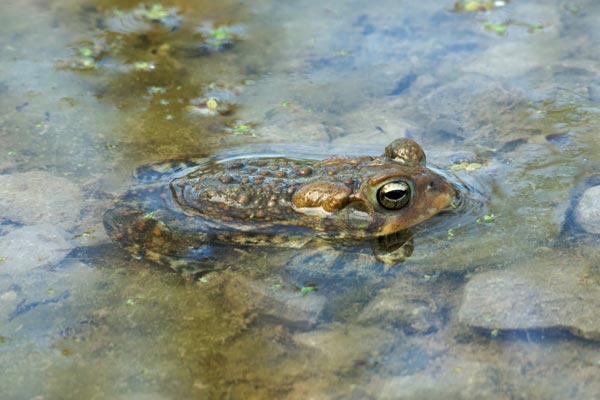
(293, 324, 394, 368)
(358, 275, 442, 334)
(459, 253, 600, 340)
(0, 171, 85, 230)
(228, 161, 244, 169)
(574, 185, 600, 234)
(237, 194, 251, 205)
(223, 274, 325, 329)
(219, 175, 234, 184)
(0, 224, 73, 276)
(0, 260, 94, 324)
(370, 361, 506, 400)
(298, 166, 312, 176)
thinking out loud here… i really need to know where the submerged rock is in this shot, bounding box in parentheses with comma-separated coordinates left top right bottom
(222, 273, 325, 329)
(574, 185, 600, 235)
(0, 171, 84, 230)
(562, 175, 600, 237)
(459, 253, 600, 340)
(0, 224, 73, 275)
(358, 274, 442, 334)
(370, 361, 506, 400)
(293, 324, 394, 367)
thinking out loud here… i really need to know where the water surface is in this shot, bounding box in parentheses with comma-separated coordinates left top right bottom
(2, 0, 600, 398)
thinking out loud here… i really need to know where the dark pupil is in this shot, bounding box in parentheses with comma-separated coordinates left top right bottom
(377, 182, 411, 210)
(385, 189, 406, 200)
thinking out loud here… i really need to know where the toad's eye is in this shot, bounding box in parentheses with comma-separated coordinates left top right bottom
(377, 181, 411, 210)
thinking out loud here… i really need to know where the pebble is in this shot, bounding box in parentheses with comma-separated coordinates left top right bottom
(574, 185, 600, 234)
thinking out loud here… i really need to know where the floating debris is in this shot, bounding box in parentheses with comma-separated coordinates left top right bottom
(196, 23, 245, 52)
(301, 286, 316, 296)
(477, 214, 496, 223)
(223, 121, 257, 137)
(232, 123, 251, 135)
(453, 0, 509, 12)
(483, 214, 495, 223)
(59, 40, 107, 71)
(107, 3, 182, 32)
(147, 86, 167, 95)
(134, 3, 181, 30)
(482, 20, 545, 36)
(133, 61, 156, 71)
(483, 21, 507, 35)
(139, 4, 170, 20)
(187, 83, 240, 117)
(206, 98, 218, 110)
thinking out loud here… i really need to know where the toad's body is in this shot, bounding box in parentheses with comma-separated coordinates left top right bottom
(104, 139, 457, 264)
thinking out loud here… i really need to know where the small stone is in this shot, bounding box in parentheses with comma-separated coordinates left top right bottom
(298, 167, 313, 176)
(236, 194, 251, 205)
(575, 186, 600, 234)
(219, 175, 234, 184)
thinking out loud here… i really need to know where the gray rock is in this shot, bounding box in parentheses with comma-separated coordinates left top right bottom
(0, 171, 84, 230)
(0, 224, 73, 275)
(459, 253, 600, 340)
(575, 185, 600, 234)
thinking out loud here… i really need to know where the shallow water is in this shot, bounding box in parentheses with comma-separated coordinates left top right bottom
(2, 0, 600, 398)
